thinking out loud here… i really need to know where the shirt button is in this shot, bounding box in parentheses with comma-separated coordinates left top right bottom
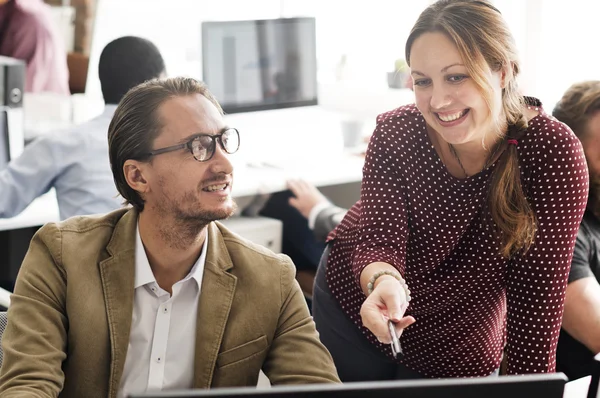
(157, 357, 162, 363)
(163, 307, 168, 314)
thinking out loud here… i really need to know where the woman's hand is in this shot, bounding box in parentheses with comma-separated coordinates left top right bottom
(360, 276, 416, 344)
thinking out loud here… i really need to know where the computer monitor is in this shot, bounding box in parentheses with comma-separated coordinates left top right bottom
(129, 373, 567, 398)
(202, 17, 318, 114)
(0, 56, 25, 169)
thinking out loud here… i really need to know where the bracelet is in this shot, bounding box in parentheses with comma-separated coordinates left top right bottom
(367, 270, 411, 302)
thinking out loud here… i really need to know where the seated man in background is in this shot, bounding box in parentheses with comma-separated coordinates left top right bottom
(0, 36, 166, 220)
(552, 80, 600, 380)
(287, 179, 347, 243)
(0, 0, 69, 94)
(0, 76, 340, 397)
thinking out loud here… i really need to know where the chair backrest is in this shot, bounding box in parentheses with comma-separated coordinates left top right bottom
(0, 311, 7, 369)
(588, 353, 600, 398)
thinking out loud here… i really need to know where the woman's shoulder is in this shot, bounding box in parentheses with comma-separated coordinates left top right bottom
(523, 97, 580, 147)
(520, 97, 585, 172)
(373, 103, 426, 142)
(376, 103, 422, 125)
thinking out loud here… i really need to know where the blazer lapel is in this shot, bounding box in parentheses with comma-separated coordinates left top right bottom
(193, 222, 237, 388)
(98, 208, 138, 398)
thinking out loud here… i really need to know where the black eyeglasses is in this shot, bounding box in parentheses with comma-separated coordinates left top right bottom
(147, 128, 240, 162)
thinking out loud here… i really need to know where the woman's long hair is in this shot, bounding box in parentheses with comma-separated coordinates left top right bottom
(405, 0, 537, 258)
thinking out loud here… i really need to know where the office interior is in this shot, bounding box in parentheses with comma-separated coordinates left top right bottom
(1, 0, 599, 396)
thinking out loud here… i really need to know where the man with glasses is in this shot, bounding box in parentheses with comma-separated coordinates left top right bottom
(0, 77, 340, 397)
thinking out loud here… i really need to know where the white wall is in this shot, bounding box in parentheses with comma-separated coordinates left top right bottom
(88, 0, 600, 115)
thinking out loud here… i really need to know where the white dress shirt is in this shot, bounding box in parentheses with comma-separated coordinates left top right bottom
(117, 224, 207, 398)
(0, 105, 123, 219)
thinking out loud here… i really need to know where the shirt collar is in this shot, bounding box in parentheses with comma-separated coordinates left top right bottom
(134, 221, 208, 289)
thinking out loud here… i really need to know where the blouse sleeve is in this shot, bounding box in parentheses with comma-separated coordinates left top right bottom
(505, 122, 589, 374)
(351, 113, 410, 284)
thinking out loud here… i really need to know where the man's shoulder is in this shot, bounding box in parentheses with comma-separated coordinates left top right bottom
(52, 208, 129, 232)
(15, 0, 54, 24)
(37, 208, 131, 249)
(578, 211, 600, 245)
(11, 1, 55, 38)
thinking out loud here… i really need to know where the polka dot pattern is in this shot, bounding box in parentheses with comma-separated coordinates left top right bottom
(325, 100, 589, 378)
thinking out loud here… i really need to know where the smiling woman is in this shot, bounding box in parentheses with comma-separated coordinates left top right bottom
(311, 0, 589, 382)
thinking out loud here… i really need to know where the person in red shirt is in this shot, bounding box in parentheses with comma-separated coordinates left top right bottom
(312, 0, 589, 381)
(0, 0, 69, 95)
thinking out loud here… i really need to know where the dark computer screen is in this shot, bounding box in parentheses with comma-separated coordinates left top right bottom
(201, 17, 318, 114)
(130, 373, 567, 398)
(0, 111, 9, 168)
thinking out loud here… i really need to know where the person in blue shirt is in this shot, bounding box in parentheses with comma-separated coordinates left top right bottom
(0, 36, 166, 220)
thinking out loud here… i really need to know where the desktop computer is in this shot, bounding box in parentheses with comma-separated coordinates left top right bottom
(201, 17, 317, 114)
(130, 373, 568, 398)
(0, 56, 25, 169)
(202, 17, 345, 167)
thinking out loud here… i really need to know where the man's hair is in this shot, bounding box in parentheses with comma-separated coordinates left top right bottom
(108, 77, 224, 211)
(98, 36, 166, 104)
(553, 81, 600, 139)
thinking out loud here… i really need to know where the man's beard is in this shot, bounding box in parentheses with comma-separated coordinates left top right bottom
(588, 171, 600, 218)
(154, 182, 237, 249)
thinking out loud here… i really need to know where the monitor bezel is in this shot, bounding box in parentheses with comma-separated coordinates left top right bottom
(201, 17, 318, 114)
(128, 372, 568, 398)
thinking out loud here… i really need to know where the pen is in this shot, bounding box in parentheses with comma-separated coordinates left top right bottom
(388, 320, 402, 358)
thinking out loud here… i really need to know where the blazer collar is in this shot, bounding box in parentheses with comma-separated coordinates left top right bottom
(98, 211, 238, 392)
(192, 221, 237, 388)
(99, 208, 138, 398)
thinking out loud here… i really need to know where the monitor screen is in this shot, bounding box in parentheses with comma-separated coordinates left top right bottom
(129, 373, 567, 398)
(202, 17, 318, 114)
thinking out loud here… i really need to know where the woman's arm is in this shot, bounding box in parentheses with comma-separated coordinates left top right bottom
(352, 113, 410, 285)
(505, 123, 589, 374)
(353, 112, 414, 340)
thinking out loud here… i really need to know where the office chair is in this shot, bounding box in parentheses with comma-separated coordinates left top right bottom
(588, 353, 600, 398)
(0, 311, 7, 368)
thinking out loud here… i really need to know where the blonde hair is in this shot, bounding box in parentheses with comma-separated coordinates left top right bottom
(405, 0, 536, 258)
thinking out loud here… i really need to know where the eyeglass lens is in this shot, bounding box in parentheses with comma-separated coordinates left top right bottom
(191, 129, 239, 161)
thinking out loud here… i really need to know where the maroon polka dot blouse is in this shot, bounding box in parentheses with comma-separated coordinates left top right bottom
(326, 99, 589, 377)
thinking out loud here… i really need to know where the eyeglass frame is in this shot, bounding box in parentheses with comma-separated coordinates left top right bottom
(146, 127, 240, 162)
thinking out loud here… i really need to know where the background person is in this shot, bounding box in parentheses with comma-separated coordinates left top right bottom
(0, 36, 166, 220)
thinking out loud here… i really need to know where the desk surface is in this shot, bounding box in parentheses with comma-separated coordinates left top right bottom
(564, 376, 591, 398)
(0, 151, 364, 232)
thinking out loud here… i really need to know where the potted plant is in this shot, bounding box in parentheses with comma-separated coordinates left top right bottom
(387, 58, 410, 89)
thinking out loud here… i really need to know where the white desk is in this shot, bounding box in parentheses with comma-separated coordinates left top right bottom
(0, 191, 60, 232)
(0, 152, 364, 232)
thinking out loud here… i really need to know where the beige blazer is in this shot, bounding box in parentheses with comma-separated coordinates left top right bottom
(0, 208, 339, 398)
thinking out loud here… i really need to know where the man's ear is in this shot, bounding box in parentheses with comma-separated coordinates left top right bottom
(123, 160, 150, 195)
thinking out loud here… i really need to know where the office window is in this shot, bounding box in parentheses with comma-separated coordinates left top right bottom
(280, 0, 431, 84)
(87, 0, 283, 98)
(493, 0, 600, 108)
